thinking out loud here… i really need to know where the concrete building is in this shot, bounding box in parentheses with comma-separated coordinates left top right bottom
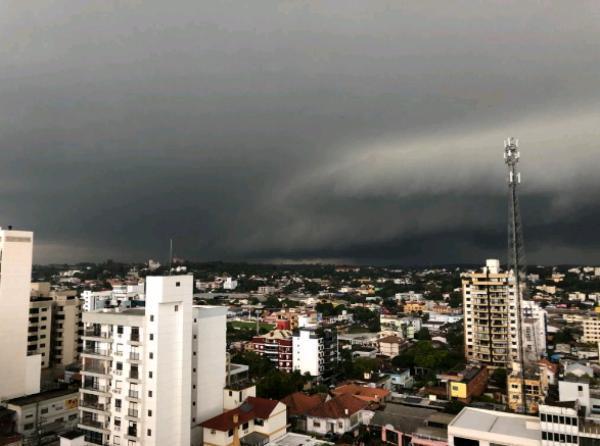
(507, 373, 544, 414)
(377, 335, 409, 358)
(292, 328, 338, 380)
(522, 300, 547, 357)
(582, 317, 600, 343)
(462, 259, 520, 368)
(79, 276, 226, 446)
(28, 298, 54, 368)
(5, 387, 79, 442)
(0, 227, 41, 401)
(51, 290, 82, 367)
(251, 330, 294, 373)
(448, 407, 541, 446)
(81, 290, 112, 312)
(305, 394, 372, 437)
(437, 366, 488, 404)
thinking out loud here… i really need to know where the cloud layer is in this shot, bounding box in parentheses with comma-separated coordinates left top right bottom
(1, 1, 600, 264)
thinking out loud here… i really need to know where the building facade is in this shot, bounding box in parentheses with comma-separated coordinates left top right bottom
(292, 328, 338, 380)
(251, 330, 293, 373)
(463, 259, 520, 368)
(0, 227, 41, 401)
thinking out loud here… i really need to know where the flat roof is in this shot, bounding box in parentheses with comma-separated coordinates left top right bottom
(6, 387, 78, 407)
(267, 432, 332, 446)
(449, 407, 540, 442)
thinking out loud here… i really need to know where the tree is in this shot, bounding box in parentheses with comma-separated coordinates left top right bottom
(264, 295, 282, 308)
(490, 367, 507, 387)
(256, 370, 307, 399)
(315, 302, 336, 317)
(415, 327, 431, 341)
(232, 351, 274, 378)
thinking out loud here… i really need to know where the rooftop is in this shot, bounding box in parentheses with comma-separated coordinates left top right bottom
(449, 407, 540, 442)
(6, 387, 78, 407)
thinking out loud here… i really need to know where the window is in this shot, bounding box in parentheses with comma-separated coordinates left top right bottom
(149, 371, 153, 379)
(148, 410, 152, 417)
(68, 414, 77, 420)
(147, 429, 152, 436)
(313, 421, 320, 428)
(541, 413, 547, 422)
(228, 429, 233, 437)
(117, 325, 123, 334)
(150, 315, 154, 322)
(149, 334, 154, 340)
(148, 390, 153, 397)
(41, 408, 48, 414)
(174, 305, 179, 312)
(114, 436, 120, 445)
(149, 352, 153, 359)
(176, 282, 181, 287)
(24, 423, 34, 430)
(255, 419, 264, 426)
(242, 422, 248, 430)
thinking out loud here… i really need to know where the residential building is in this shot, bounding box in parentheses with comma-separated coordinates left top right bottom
(78, 275, 197, 446)
(437, 366, 488, 404)
(462, 259, 520, 368)
(28, 298, 53, 368)
(5, 387, 79, 443)
(522, 300, 547, 357)
(379, 316, 421, 339)
(0, 227, 41, 401)
(81, 290, 112, 312)
(280, 392, 327, 432)
(582, 317, 600, 343)
(251, 330, 293, 373)
(377, 335, 409, 358)
(50, 290, 82, 367)
(201, 397, 287, 446)
(374, 405, 452, 446)
(331, 384, 389, 405)
(293, 328, 338, 380)
(305, 394, 372, 436)
(403, 301, 427, 314)
(447, 407, 541, 446)
(223, 278, 238, 290)
(507, 372, 544, 414)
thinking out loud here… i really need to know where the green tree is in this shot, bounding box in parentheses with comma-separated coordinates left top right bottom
(416, 327, 431, 341)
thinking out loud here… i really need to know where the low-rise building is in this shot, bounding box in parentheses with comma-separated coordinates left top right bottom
(448, 407, 541, 446)
(305, 394, 372, 437)
(5, 387, 79, 443)
(378, 335, 409, 358)
(437, 366, 488, 404)
(201, 397, 287, 446)
(507, 372, 545, 414)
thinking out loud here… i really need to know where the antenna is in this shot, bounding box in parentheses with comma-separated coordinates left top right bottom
(504, 137, 533, 413)
(169, 238, 173, 275)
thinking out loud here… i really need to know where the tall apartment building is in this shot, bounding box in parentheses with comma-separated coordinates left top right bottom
(0, 227, 41, 401)
(463, 259, 520, 368)
(28, 298, 54, 368)
(251, 330, 293, 372)
(78, 276, 226, 446)
(292, 328, 338, 380)
(29, 284, 82, 368)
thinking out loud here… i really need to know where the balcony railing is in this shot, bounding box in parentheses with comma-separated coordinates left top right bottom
(128, 409, 139, 418)
(128, 390, 139, 399)
(80, 400, 108, 412)
(80, 418, 108, 430)
(129, 352, 140, 360)
(83, 330, 112, 339)
(82, 348, 110, 357)
(82, 383, 109, 393)
(83, 365, 110, 375)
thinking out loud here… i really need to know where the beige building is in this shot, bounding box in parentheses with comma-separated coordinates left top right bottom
(377, 335, 408, 358)
(507, 373, 544, 414)
(29, 284, 82, 368)
(463, 259, 520, 368)
(28, 299, 53, 368)
(582, 317, 600, 343)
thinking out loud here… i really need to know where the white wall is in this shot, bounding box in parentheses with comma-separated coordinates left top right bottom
(293, 330, 320, 377)
(0, 229, 40, 400)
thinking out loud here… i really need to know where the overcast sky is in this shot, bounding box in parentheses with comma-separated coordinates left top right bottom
(2, 1, 600, 265)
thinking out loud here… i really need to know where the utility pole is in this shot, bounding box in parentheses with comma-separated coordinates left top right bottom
(504, 137, 528, 413)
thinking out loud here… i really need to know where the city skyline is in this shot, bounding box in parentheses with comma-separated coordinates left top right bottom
(2, 1, 600, 264)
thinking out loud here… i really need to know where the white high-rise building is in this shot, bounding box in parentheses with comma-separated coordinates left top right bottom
(79, 275, 226, 446)
(292, 328, 338, 379)
(0, 227, 41, 401)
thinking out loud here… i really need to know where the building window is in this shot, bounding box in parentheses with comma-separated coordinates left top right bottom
(149, 334, 154, 340)
(40, 408, 48, 414)
(149, 352, 153, 359)
(24, 423, 34, 430)
(228, 429, 234, 437)
(117, 325, 123, 334)
(255, 419, 264, 426)
(148, 410, 152, 417)
(147, 429, 151, 436)
(176, 282, 181, 287)
(242, 422, 248, 430)
(174, 305, 179, 312)
(148, 371, 153, 378)
(148, 390, 153, 397)
(150, 315, 154, 322)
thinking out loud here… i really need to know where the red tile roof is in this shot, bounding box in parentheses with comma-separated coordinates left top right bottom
(306, 394, 369, 419)
(280, 392, 326, 416)
(201, 397, 280, 431)
(332, 384, 390, 402)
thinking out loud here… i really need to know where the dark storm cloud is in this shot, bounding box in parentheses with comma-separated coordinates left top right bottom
(1, 1, 599, 264)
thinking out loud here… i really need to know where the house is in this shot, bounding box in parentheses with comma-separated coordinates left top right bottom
(372, 404, 452, 446)
(201, 397, 287, 446)
(331, 384, 390, 405)
(387, 369, 414, 390)
(305, 394, 373, 436)
(280, 392, 327, 432)
(436, 366, 488, 404)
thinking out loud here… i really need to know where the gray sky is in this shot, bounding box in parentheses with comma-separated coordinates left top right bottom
(2, 1, 600, 265)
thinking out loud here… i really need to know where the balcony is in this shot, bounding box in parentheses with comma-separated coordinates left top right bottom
(81, 383, 110, 395)
(127, 390, 140, 401)
(81, 348, 111, 359)
(80, 400, 110, 413)
(127, 409, 139, 418)
(129, 352, 140, 361)
(83, 330, 112, 340)
(82, 365, 111, 377)
(78, 417, 109, 433)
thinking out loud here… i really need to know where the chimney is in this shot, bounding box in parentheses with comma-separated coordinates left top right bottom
(344, 408, 349, 416)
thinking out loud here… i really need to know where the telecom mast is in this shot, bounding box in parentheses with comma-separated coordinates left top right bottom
(504, 137, 528, 412)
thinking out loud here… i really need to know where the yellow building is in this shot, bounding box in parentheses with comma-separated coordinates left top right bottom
(507, 373, 544, 414)
(403, 301, 426, 314)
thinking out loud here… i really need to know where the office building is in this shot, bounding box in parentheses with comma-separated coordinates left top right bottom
(0, 227, 41, 401)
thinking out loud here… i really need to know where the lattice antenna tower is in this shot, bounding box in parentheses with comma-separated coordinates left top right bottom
(504, 137, 532, 413)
